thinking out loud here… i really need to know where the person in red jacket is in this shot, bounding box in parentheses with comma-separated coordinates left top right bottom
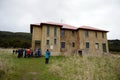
(26, 49, 30, 58)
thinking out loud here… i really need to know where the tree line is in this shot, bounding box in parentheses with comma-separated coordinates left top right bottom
(0, 31, 31, 48)
(0, 31, 120, 53)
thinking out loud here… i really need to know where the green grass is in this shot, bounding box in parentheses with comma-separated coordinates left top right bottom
(0, 52, 61, 80)
(0, 50, 120, 80)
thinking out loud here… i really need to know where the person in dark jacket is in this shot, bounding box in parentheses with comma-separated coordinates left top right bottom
(45, 49, 51, 64)
(38, 49, 41, 57)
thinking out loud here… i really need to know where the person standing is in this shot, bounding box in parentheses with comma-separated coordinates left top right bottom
(26, 49, 31, 58)
(38, 49, 41, 57)
(45, 49, 51, 64)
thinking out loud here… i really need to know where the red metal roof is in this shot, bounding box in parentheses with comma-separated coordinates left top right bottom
(30, 22, 108, 32)
(42, 22, 77, 30)
(79, 26, 108, 32)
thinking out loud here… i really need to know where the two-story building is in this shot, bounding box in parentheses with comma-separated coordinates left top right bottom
(30, 22, 109, 55)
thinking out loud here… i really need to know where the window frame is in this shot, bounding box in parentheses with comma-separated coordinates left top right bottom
(85, 30, 89, 37)
(86, 42, 89, 48)
(47, 26, 50, 36)
(46, 40, 49, 45)
(54, 39, 57, 45)
(54, 27, 57, 37)
(61, 42, 65, 48)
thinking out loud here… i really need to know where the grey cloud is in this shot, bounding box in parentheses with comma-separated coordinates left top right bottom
(0, 0, 120, 39)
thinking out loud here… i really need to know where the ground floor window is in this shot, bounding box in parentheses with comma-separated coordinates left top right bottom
(102, 43, 107, 52)
(86, 42, 89, 48)
(54, 39, 57, 45)
(61, 42, 65, 48)
(95, 43, 99, 49)
(72, 42, 75, 47)
(46, 40, 49, 45)
(35, 40, 41, 49)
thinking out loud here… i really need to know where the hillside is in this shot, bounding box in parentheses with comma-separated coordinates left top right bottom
(0, 31, 32, 48)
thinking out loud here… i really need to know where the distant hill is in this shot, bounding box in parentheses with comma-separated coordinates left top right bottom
(0, 31, 32, 48)
(108, 39, 120, 52)
(0, 31, 120, 53)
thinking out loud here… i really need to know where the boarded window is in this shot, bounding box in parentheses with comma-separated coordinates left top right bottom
(54, 27, 57, 37)
(95, 43, 99, 49)
(47, 26, 50, 36)
(85, 30, 89, 37)
(46, 40, 49, 45)
(61, 42, 65, 48)
(54, 39, 57, 45)
(102, 43, 107, 52)
(86, 42, 89, 48)
(61, 30, 65, 37)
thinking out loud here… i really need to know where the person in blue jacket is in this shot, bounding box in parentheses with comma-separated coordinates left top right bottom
(45, 49, 51, 64)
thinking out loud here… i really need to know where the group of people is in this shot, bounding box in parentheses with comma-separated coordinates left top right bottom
(13, 48, 51, 64)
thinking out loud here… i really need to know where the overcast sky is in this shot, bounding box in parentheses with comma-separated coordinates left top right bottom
(0, 0, 120, 39)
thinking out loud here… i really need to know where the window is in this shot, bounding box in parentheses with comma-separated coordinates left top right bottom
(35, 40, 40, 44)
(61, 42, 65, 48)
(102, 32, 104, 38)
(54, 27, 57, 37)
(95, 32, 97, 38)
(102, 43, 106, 52)
(85, 30, 89, 37)
(47, 26, 50, 36)
(46, 40, 49, 45)
(61, 30, 65, 37)
(72, 31, 75, 36)
(54, 39, 57, 45)
(86, 42, 89, 48)
(72, 42, 75, 47)
(95, 43, 99, 49)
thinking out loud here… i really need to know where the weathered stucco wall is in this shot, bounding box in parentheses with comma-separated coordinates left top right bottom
(31, 25, 109, 56)
(78, 29, 109, 55)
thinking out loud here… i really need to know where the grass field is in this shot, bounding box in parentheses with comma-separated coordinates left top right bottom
(0, 49, 120, 80)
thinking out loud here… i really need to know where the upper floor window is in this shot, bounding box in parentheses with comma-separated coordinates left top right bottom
(72, 31, 75, 37)
(95, 32, 97, 38)
(102, 32, 104, 38)
(61, 30, 65, 37)
(54, 27, 57, 37)
(85, 30, 89, 37)
(86, 42, 89, 48)
(47, 26, 50, 36)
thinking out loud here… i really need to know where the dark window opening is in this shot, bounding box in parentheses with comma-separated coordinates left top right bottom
(46, 40, 49, 45)
(54, 27, 57, 37)
(86, 42, 89, 48)
(61, 42, 65, 48)
(72, 42, 75, 47)
(54, 39, 57, 45)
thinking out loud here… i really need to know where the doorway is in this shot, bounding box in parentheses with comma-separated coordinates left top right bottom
(35, 40, 41, 50)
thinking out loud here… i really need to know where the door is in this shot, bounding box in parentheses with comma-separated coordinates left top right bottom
(35, 40, 41, 50)
(102, 43, 106, 52)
